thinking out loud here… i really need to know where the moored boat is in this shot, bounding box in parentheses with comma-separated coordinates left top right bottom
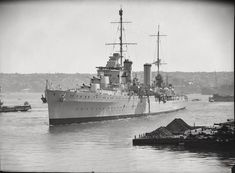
(209, 94, 234, 102)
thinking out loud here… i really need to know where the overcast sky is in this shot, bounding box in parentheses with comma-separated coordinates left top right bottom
(0, 0, 234, 74)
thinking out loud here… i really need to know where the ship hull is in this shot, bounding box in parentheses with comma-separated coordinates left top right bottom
(46, 89, 186, 125)
(49, 107, 185, 125)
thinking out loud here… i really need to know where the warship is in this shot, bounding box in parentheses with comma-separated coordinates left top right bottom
(45, 8, 187, 125)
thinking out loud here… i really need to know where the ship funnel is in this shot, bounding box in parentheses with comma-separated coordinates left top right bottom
(144, 63, 152, 87)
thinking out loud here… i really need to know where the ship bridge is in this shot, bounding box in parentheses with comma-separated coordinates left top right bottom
(96, 53, 123, 85)
(106, 53, 121, 68)
(96, 52, 133, 86)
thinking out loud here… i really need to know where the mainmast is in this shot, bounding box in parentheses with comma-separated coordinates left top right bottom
(157, 26, 160, 75)
(106, 8, 136, 67)
(150, 25, 167, 75)
(119, 9, 123, 66)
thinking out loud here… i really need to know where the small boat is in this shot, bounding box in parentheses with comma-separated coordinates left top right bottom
(0, 101, 31, 113)
(209, 94, 234, 102)
(0, 87, 31, 113)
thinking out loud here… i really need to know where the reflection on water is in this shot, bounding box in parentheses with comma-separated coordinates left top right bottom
(0, 93, 234, 172)
(149, 145, 235, 167)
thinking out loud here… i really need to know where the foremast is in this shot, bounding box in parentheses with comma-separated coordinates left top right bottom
(106, 8, 136, 67)
(91, 8, 137, 91)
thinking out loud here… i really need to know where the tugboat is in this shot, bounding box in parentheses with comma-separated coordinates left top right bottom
(45, 8, 186, 125)
(0, 87, 31, 113)
(0, 101, 31, 113)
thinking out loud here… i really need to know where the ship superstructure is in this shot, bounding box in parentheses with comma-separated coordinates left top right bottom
(45, 8, 186, 125)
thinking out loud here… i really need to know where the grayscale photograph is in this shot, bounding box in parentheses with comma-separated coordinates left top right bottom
(0, 0, 234, 172)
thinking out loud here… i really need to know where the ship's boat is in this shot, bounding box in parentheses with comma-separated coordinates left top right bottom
(45, 8, 187, 125)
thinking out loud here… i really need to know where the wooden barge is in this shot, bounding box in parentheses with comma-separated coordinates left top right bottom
(133, 118, 235, 150)
(133, 137, 235, 150)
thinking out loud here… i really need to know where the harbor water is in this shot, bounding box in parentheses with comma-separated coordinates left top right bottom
(0, 92, 234, 172)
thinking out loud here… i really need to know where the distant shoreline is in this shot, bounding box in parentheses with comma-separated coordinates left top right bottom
(0, 71, 234, 75)
(0, 72, 234, 94)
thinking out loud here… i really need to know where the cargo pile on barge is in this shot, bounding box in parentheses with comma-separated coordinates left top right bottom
(133, 118, 234, 149)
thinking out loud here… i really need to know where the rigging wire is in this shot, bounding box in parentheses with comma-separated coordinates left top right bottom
(112, 25, 120, 52)
(153, 38, 157, 63)
(152, 37, 157, 72)
(160, 39, 164, 72)
(123, 26, 130, 59)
